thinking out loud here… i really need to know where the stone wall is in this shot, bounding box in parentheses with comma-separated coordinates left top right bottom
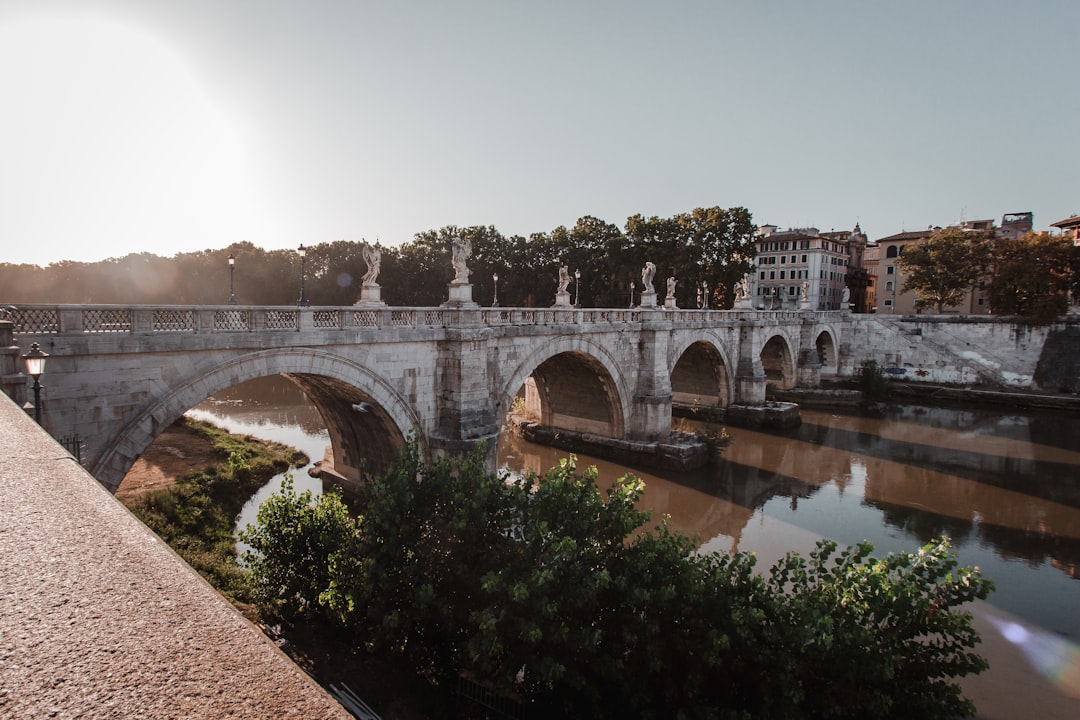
(845, 315, 1079, 390)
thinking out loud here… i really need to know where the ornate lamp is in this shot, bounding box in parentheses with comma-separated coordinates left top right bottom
(22, 342, 48, 424)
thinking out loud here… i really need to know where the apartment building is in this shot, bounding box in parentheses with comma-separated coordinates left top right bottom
(750, 224, 865, 310)
(868, 213, 1031, 314)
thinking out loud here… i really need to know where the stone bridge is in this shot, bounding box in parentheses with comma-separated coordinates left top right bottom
(3, 304, 850, 491)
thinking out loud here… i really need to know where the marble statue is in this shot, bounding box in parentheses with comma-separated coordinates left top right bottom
(361, 241, 381, 286)
(666, 276, 677, 299)
(734, 274, 750, 301)
(451, 236, 472, 284)
(558, 265, 570, 294)
(642, 262, 656, 294)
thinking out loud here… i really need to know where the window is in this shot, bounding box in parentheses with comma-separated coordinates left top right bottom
(769, 270, 775, 279)
(885, 281, 893, 291)
(887, 266, 895, 275)
(801, 254, 807, 262)
(760, 271, 765, 280)
(886, 245, 899, 258)
(781, 241, 789, 250)
(779, 256, 786, 264)
(884, 299, 893, 307)
(780, 270, 786, 279)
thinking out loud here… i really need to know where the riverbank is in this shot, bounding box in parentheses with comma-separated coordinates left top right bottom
(122, 413, 1080, 720)
(773, 380, 1080, 414)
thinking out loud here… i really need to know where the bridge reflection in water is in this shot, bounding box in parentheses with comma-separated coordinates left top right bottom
(171, 375, 1080, 641)
(132, 374, 1080, 716)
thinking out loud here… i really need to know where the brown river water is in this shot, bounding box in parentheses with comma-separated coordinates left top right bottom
(187, 375, 1080, 719)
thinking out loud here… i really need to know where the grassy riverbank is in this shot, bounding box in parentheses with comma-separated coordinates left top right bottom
(120, 417, 308, 603)
(119, 417, 452, 718)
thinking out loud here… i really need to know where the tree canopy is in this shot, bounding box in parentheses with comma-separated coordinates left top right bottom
(0, 206, 758, 309)
(896, 227, 992, 313)
(987, 231, 1076, 324)
(241, 443, 993, 719)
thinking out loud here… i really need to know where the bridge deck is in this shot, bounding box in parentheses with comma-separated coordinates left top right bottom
(0, 393, 352, 720)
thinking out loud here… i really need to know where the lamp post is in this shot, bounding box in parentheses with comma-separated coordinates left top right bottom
(297, 244, 309, 307)
(574, 269, 581, 308)
(227, 252, 237, 305)
(492, 272, 499, 307)
(628, 277, 635, 308)
(22, 342, 47, 424)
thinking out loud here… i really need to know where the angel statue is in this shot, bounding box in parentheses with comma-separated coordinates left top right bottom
(451, 235, 472, 283)
(734, 274, 750, 301)
(641, 262, 656, 294)
(361, 241, 381, 286)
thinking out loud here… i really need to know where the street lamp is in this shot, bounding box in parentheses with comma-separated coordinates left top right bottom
(628, 277, 635, 308)
(227, 252, 237, 305)
(297, 244, 310, 307)
(574, 269, 581, 308)
(492, 272, 499, 307)
(22, 342, 47, 424)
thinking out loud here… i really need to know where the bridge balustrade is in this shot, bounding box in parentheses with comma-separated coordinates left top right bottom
(7, 304, 844, 337)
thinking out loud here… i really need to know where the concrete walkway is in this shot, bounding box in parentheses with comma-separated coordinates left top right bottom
(0, 393, 353, 719)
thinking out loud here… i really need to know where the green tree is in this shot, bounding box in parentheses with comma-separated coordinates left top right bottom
(896, 227, 992, 312)
(240, 476, 357, 618)
(249, 443, 992, 718)
(987, 231, 1074, 323)
(624, 207, 757, 308)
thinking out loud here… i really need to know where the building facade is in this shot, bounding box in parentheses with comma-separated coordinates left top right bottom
(868, 213, 1031, 314)
(750, 224, 864, 311)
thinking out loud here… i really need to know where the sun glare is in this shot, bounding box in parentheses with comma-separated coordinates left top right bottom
(0, 15, 254, 264)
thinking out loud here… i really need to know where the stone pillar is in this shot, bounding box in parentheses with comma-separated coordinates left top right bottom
(443, 282, 478, 308)
(355, 284, 386, 307)
(430, 327, 500, 469)
(0, 320, 27, 407)
(733, 322, 767, 405)
(796, 317, 822, 388)
(629, 313, 672, 441)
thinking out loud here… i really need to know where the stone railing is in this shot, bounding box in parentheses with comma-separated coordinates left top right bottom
(4, 304, 841, 336)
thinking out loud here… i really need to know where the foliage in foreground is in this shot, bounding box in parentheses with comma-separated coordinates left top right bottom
(124, 417, 306, 600)
(242, 441, 993, 719)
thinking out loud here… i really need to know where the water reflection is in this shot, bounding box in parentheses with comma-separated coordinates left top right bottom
(189, 375, 1080, 641)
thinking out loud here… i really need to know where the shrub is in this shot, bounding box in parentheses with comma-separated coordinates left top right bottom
(858, 359, 891, 400)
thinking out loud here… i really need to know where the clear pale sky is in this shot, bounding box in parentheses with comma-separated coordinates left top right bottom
(2, 0, 1077, 266)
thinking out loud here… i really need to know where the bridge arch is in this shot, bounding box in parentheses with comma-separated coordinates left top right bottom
(94, 348, 421, 492)
(760, 332, 797, 390)
(668, 334, 734, 410)
(498, 337, 631, 439)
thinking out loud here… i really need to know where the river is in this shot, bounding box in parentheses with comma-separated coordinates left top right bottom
(186, 374, 1080, 718)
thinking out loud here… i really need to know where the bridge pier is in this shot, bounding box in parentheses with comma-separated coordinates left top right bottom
(432, 325, 501, 468)
(629, 313, 674, 441)
(796, 317, 823, 387)
(733, 322, 767, 405)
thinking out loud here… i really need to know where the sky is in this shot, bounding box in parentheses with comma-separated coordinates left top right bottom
(1, 0, 1077, 266)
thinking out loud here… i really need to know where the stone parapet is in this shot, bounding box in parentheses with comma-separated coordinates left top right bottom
(0, 392, 353, 720)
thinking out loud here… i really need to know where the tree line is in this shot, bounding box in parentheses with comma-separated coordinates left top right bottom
(0, 206, 758, 309)
(242, 442, 993, 719)
(897, 227, 1080, 323)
